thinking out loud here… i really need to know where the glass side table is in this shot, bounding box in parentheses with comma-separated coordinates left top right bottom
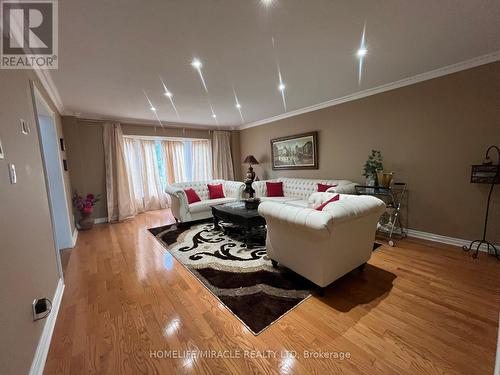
(355, 182, 407, 246)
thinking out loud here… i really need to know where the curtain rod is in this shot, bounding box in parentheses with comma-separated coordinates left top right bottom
(123, 135, 210, 142)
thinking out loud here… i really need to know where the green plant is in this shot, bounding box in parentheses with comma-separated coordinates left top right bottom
(362, 150, 384, 179)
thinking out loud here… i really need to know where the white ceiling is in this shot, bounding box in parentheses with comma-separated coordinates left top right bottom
(51, 0, 500, 128)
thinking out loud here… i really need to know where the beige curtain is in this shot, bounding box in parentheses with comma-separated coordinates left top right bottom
(212, 130, 234, 180)
(192, 140, 213, 181)
(123, 138, 168, 213)
(161, 140, 186, 183)
(103, 123, 136, 222)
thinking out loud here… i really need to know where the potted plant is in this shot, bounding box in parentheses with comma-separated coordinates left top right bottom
(362, 150, 384, 186)
(73, 192, 100, 230)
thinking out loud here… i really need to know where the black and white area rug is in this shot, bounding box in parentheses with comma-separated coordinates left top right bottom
(148, 219, 315, 335)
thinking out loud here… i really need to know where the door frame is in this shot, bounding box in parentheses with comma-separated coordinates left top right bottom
(30, 81, 72, 278)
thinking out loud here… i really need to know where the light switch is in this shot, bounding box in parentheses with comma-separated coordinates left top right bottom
(8, 163, 16, 184)
(20, 119, 30, 134)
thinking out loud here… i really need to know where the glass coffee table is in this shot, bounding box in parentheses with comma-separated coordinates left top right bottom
(211, 201, 266, 249)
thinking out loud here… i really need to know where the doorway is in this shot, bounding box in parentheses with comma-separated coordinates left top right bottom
(31, 83, 73, 277)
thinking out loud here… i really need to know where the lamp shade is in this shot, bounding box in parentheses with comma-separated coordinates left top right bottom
(243, 155, 259, 165)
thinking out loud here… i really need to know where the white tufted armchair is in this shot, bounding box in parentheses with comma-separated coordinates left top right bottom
(258, 192, 385, 289)
(165, 179, 245, 222)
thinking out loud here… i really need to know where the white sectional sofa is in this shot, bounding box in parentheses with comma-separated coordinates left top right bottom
(252, 177, 357, 208)
(165, 179, 245, 222)
(258, 192, 385, 289)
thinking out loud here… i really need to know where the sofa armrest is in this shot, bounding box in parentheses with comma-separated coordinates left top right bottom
(260, 195, 386, 233)
(326, 182, 357, 195)
(252, 180, 271, 198)
(223, 180, 245, 199)
(321, 195, 386, 225)
(258, 201, 334, 235)
(165, 184, 188, 207)
(165, 184, 184, 198)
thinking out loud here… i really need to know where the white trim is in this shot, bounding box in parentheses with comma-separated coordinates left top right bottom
(238, 51, 500, 130)
(495, 312, 500, 375)
(94, 217, 108, 224)
(29, 278, 65, 375)
(71, 227, 78, 248)
(33, 69, 64, 115)
(7, 10, 64, 115)
(76, 114, 233, 131)
(406, 228, 499, 253)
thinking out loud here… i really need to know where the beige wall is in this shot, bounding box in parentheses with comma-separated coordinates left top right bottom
(0, 70, 65, 374)
(230, 130, 242, 181)
(62, 118, 239, 219)
(240, 62, 500, 244)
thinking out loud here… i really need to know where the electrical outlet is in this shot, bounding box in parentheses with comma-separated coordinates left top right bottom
(8, 163, 16, 184)
(32, 298, 51, 321)
(20, 119, 30, 134)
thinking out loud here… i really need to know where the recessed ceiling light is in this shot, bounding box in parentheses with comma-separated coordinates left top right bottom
(212, 114, 217, 118)
(191, 58, 202, 69)
(236, 103, 241, 109)
(278, 83, 285, 91)
(357, 22, 367, 85)
(150, 106, 156, 111)
(261, 0, 274, 5)
(356, 47, 367, 58)
(159, 77, 180, 119)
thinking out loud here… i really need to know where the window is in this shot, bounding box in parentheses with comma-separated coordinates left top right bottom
(124, 136, 213, 192)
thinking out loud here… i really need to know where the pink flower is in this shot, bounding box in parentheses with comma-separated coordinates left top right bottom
(86, 194, 95, 200)
(82, 207, 92, 214)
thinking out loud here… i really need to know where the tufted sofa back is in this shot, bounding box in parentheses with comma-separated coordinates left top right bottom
(252, 177, 355, 200)
(171, 179, 225, 200)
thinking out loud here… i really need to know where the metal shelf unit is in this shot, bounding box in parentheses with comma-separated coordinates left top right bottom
(355, 182, 407, 246)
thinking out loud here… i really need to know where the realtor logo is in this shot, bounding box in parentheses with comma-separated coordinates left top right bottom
(1, 0, 58, 69)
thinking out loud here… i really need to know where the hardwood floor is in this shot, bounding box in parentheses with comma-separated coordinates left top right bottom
(44, 210, 500, 374)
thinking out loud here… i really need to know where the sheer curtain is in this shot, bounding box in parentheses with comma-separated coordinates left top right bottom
(161, 140, 187, 183)
(212, 130, 234, 180)
(123, 138, 168, 212)
(104, 130, 215, 222)
(191, 140, 213, 181)
(103, 123, 136, 222)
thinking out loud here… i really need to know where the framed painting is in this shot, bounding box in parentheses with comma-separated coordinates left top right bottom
(271, 131, 318, 170)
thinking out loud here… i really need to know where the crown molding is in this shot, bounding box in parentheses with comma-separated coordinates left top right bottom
(33, 69, 64, 114)
(74, 113, 234, 131)
(8, 12, 64, 114)
(238, 51, 500, 130)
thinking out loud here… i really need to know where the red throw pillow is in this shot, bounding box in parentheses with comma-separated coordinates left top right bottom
(207, 184, 225, 199)
(317, 183, 338, 192)
(266, 181, 284, 197)
(315, 194, 340, 211)
(184, 188, 201, 204)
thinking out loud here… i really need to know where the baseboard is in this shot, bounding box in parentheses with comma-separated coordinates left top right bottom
(29, 278, 65, 375)
(406, 228, 499, 253)
(94, 217, 108, 224)
(71, 227, 78, 247)
(495, 312, 500, 375)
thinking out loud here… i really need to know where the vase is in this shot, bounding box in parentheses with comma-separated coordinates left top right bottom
(79, 212, 94, 230)
(376, 171, 394, 188)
